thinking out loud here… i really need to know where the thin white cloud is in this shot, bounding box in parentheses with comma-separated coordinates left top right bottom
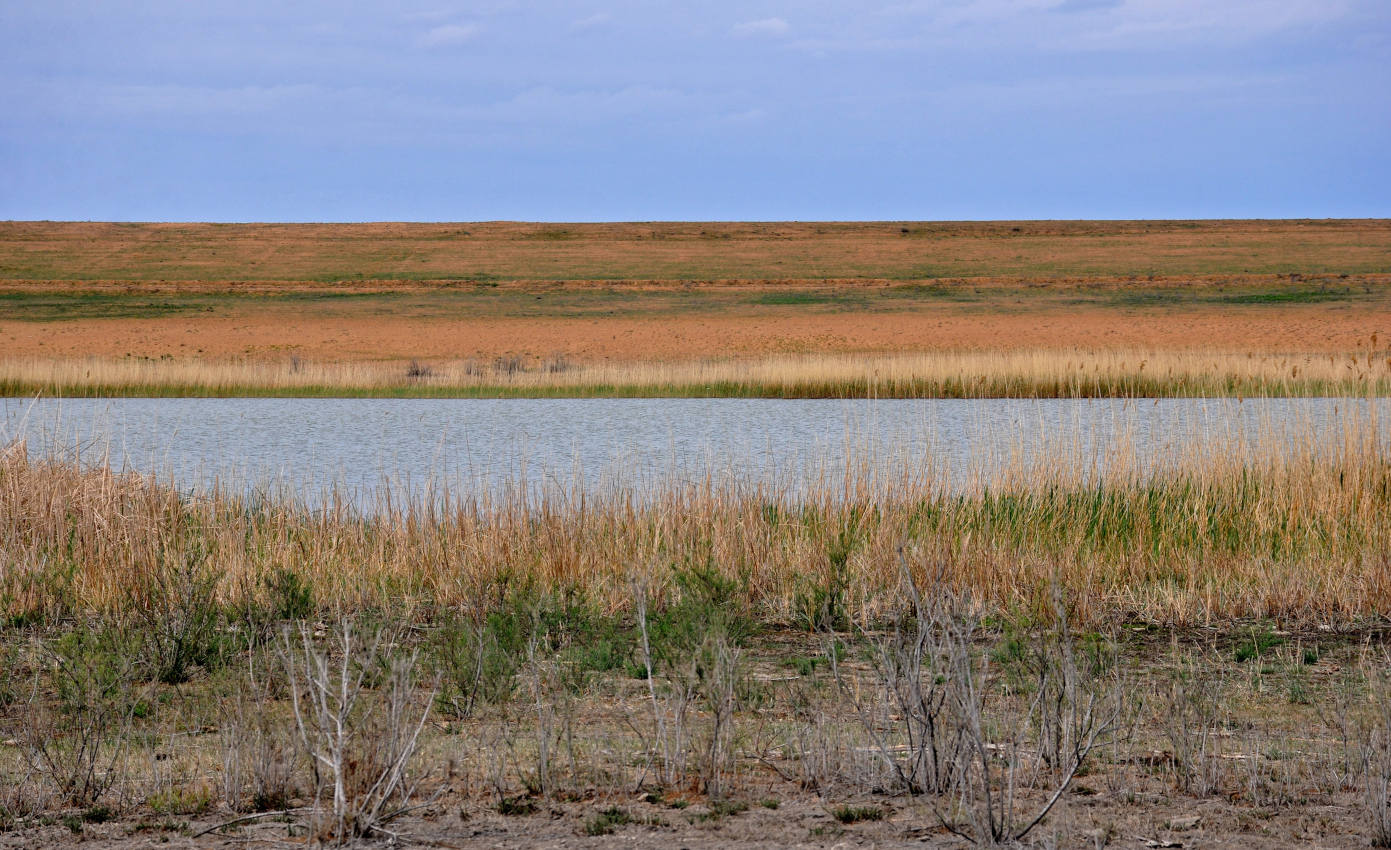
(718, 106, 768, 123)
(417, 23, 479, 48)
(572, 12, 611, 30)
(786, 0, 1356, 55)
(81, 83, 322, 116)
(402, 9, 458, 24)
(1078, 0, 1350, 46)
(1051, 0, 1123, 12)
(732, 17, 790, 37)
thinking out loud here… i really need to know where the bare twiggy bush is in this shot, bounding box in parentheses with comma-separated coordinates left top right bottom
(941, 606, 1123, 845)
(1319, 666, 1370, 793)
(840, 563, 963, 795)
(751, 675, 855, 795)
(140, 725, 215, 817)
(473, 719, 517, 805)
(281, 620, 436, 844)
(493, 355, 525, 377)
(696, 633, 744, 799)
(833, 562, 1123, 845)
(1239, 724, 1305, 808)
(0, 775, 48, 830)
(1163, 654, 1230, 797)
(1363, 663, 1391, 847)
(521, 624, 563, 798)
(634, 583, 693, 790)
(515, 630, 597, 799)
(22, 629, 148, 806)
(220, 655, 300, 813)
(1031, 595, 1112, 772)
(632, 567, 752, 798)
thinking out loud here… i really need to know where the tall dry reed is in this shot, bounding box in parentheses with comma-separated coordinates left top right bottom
(1, 346, 1389, 398)
(0, 414, 1387, 628)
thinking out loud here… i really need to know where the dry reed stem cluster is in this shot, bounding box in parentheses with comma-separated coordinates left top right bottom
(1, 412, 1387, 628)
(2, 346, 1389, 398)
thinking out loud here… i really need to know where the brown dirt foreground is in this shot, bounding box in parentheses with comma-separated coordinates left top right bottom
(1, 792, 1369, 849)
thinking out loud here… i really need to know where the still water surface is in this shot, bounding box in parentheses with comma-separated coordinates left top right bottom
(2, 397, 1386, 506)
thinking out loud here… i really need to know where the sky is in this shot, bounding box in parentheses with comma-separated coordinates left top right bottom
(1, 0, 1388, 221)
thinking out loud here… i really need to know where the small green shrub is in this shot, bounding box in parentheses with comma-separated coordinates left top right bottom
(1234, 625, 1283, 664)
(1287, 675, 1310, 705)
(832, 804, 884, 824)
(128, 534, 230, 684)
(709, 799, 749, 818)
(52, 627, 138, 714)
(496, 796, 537, 816)
(583, 806, 632, 836)
(0, 643, 22, 710)
(1, 556, 79, 628)
(1079, 631, 1118, 676)
(431, 608, 528, 717)
(263, 567, 314, 621)
(148, 786, 212, 816)
(647, 562, 752, 664)
(688, 799, 749, 822)
(990, 618, 1037, 693)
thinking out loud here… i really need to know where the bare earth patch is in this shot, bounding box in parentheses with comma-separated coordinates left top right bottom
(3, 302, 1388, 362)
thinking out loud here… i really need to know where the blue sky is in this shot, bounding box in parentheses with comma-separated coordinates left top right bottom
(1, 0, 1387, 221)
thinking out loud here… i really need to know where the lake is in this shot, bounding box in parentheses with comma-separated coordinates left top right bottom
(3, 397, 1386, 506)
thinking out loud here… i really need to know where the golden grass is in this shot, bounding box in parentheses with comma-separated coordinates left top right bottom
(3, 347, 1391, 398)
(2, 407, 1387, 629)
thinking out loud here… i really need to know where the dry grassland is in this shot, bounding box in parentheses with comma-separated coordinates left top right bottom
(1, 220, 1389, 396)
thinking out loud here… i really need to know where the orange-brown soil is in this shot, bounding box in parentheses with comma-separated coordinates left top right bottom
(2, 219, 1387, 362)
(5, 303, 1391, 361)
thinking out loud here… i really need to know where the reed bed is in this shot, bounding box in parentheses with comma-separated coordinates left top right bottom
(2, 410, 1387, 629)
(3, 346, 1390, 398)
